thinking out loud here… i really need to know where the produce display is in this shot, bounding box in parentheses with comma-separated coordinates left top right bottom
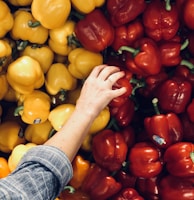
(0, 0, 194, 199)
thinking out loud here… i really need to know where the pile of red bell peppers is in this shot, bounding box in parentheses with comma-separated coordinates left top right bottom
(66, 0, 194, 199)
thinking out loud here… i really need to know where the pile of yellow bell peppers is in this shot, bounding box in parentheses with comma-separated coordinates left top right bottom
(0, 0, 108, 178)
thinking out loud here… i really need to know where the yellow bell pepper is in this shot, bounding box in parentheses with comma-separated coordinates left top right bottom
(0, 73, 9, 100)
(0, 121, 26, 153)
(49, 20, 77, 56)
(6, 55, 45, 94)
(0, 1, 14, 38)
(69, 155, 91, 189)
(3, 85, 19, 102)
(48, 104, 75, 131)
(8, 0, 32, 6)
(8, 143, 37, 172)
(45, 63, 77, 96)
(20, 44, 54, 73)
(14, 90, 51, 124)
(24, 120, 53, 145)
(68, 48, 103, 79)
(10, 10, 49, 44)
(31, 0, 71, 29)
(81, 133, 93, 152)
(71, 0, 105, 14)
(0, 39, 12, 58)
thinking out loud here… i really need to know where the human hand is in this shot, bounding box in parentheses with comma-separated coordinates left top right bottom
(76, 65, 127, 119)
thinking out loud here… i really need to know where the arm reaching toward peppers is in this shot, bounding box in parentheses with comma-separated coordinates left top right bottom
(45, 64, 126, 161)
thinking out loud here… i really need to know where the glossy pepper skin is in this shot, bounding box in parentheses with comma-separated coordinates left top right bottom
(69, 155, 91, 189)
(128, 142, 163, 178)
(31, 0, 71, 29)
(81, 163, 122, 200)
(0, 157, 10, 178)
(183, 0, 194, 30)
(106, 0, 146, 27)
(0, 1, 14, 38)
(143, 0, 179, 41)
(10, 10, 49, 44)
(154, 76, 192, 114)
(92, 129, 128, 171)
(144, 98, 183, 149)
(112, 188, 144, 200)
(71, 0, 105, 14)
(111, 19, 144, 51)
(8, 0, 32, 6)
(48, 20, 77, 56)
(158, 175, 194, 200)
(68, 48, 103, 79)
(75, 9, 114, 52)
(14, 90, 51, 124)
(163, 142, 194, 177)
(119, 37, 162, 77)
(6, 55, 45, 95)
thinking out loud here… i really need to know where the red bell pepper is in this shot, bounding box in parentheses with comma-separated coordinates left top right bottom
(119, 37, 162, 77)
(111, 19, 144, 51)
(112, 188, 145, 200)
(128, 142, 163, 178)
(158, 39, 189, 67)
(74, 9, 114, 52)
(183, 0, 194, 30)
(163, 142, 194, 177)
(158, 174, 194, 200)
(136, 176, 160, 200)
(120, 125, 136, 148)
(81, 163, 122, 200)
(186, 98, 194, 122)
(92, 129, 128, 171)
(144, 98, 183, 149)
(106, 0, 146, 27)
(109, 97, 135, 127)
(143, 0, 179, 42)
(154, 76, 192, 114)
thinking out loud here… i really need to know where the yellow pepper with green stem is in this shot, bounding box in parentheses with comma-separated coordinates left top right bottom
(0, 120, 26, 153)
(6, 55, 45, 94)
(10, 10, 49, 44)
(31, 0, 71, 29)
(0, 1, 14, 38)
(14, 90, 51, 124)
(71, 0, 105, 14)
(49, 20, 77, 56)
(68, 47, 103, 79)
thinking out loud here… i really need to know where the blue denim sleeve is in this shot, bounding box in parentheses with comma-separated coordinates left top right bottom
(0, 145, 73, 200)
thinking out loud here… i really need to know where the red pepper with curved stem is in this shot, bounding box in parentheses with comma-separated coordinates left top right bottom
(159, 39, 189, 67)
(158, 175, 194, 200)
(118, 37, 162, 77)
(163, 142, 194, 177)
(183, 0, 194, 30)
(106, 0, 146, 27)
(154, 76, 192, 114)
(136, 176, 160, 200)
(81, 163, 122, 200)
(128, 141, 163, 178)
(112, 188, 145, 200)
(111, 19, 144, 51)
(74, 9, 114, 52)
(143, 0, 179, 42)
(92, 129, 128, 171)
(144, 98, 183, 149)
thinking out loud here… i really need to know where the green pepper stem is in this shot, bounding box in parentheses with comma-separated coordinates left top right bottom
(165, 0, 171, 11)
(180, 59, 194, 70)
(118, 46, 140, 56)
(191, 152, 194, 163)
(106, 117, 120, 131)
(14, 106, 24, 116)
(28, 20, 41, 28)
(152, 98, 160, 115)
(64, 185, 75, 194)
(16, 40, 28, 51)
(180, 39, 189, 51)
(130, 78, 146, 96)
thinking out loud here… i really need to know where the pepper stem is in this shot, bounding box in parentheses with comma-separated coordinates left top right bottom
(118, 46, 140, 56)
(106, 117, 120, 131)
(64, 185, 75, 194)
(191, 152, 194, 163)
(130, 78, 146, 96)
(180, 59, 194, 71)
(180, 39, 189, 51)
(14, 106, 24, 116)
(152, 98, 160, 115)
(28, 20, 41, 28)
(165, 0, 171, 11)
